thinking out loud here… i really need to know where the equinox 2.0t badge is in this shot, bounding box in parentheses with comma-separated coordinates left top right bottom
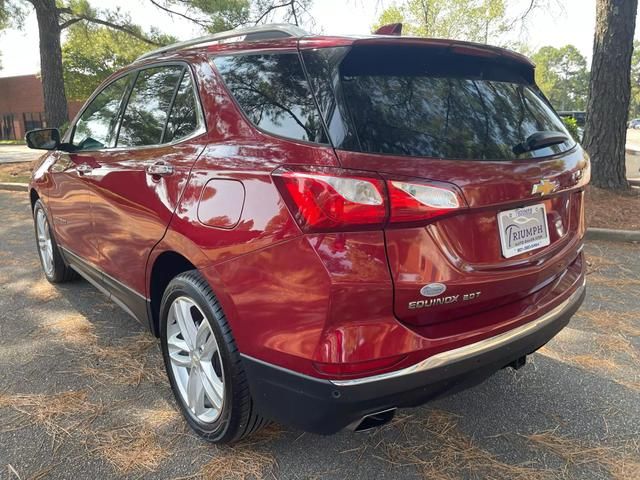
(420, 283, 447, 297)
(409, 286, 482, 310)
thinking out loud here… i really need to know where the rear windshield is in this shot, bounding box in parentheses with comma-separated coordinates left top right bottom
(303, 45, 575, 161)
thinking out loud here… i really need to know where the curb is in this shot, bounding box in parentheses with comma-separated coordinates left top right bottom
(586, 227, 640, 243)
(1, 181, 637, 242)
(0, 182, 28, 192)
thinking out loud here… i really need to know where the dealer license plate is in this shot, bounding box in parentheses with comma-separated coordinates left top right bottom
(497, 204, 550, 258)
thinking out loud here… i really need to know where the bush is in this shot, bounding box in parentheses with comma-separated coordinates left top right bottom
(562, 116, 581, 142)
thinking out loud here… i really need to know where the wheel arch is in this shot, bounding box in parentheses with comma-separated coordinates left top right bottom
(147, 250, 198, 337)
(30, 188, 40, 212)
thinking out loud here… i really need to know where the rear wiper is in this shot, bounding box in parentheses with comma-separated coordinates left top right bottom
(513, 131, 569, 155)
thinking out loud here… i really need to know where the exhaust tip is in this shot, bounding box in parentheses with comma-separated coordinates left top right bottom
(351, 408, 396, 432)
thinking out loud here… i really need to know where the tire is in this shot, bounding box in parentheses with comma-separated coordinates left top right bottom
(159, 270, 267, 443)
(33, 199, 78, 283)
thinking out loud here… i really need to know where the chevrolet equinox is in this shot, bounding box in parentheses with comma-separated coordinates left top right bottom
(26, 23, 588, 443)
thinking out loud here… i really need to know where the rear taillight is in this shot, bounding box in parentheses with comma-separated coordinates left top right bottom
(387, 180, 462, 224)
(273, 167, 386, 232)
(273, 166, 467, 232)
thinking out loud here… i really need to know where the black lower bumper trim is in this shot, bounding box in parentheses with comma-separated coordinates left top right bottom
(241, 287, 585, 435)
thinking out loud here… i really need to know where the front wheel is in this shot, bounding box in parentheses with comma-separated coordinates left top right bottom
(159, 270, 267, 443)
(33, 199, 77, 283)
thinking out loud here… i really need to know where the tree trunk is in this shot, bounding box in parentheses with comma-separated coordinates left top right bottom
(32, 0, 69, 129)
(583, 0, 638, 190)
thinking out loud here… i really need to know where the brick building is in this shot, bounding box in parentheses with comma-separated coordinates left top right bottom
(0, 74, 84, 140)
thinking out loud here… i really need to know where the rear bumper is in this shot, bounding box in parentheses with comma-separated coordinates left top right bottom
(242, 280, 585, 434)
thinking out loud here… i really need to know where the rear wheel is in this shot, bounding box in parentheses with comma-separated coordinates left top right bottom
(159, 270, 267, 443)
(33, 199, 77, 283)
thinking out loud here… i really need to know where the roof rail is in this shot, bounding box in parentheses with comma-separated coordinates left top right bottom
(134, 23, 308, 62)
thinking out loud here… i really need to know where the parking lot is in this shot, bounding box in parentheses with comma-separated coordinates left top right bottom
(0, 189, 638, 480)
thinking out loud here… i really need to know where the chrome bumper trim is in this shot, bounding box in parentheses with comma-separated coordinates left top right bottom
(330, 279, 586, 387)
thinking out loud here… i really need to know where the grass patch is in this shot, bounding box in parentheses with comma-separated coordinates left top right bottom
(0, 161, 32, 184)
(0, 139, 26, 145)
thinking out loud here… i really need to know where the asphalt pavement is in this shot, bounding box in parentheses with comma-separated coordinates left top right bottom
(0, 190, 638, 480)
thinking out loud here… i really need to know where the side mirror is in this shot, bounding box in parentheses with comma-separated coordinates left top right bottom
(26, 128, 61, 150)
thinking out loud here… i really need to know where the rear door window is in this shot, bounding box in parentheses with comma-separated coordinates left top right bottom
(117, 66, 184, 147)
(303, 45, 574, 160)
(213, 53, 328, 144)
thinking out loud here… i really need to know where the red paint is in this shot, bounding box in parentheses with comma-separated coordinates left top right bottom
(30, 32, 588, 383)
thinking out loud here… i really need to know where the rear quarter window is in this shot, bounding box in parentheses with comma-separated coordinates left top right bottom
(213, 53, 327, 144)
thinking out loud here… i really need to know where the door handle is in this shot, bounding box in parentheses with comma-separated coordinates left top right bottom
(146, 162, 174, 177)
(76, 163, 93, 174)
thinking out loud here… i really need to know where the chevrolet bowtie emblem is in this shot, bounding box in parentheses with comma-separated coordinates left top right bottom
(531, 179, 558, 196)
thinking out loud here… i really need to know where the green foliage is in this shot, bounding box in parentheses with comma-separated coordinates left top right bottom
(562, 116, 580, 142)
(155, 0, 251, 32)
(195, 0, 250, 32)
(372, 0, 509, 44)
(531, 45, 589, 111)
(62, 22, 176, 100)
(0, 0, 28, 29)
(0, 0, 29, 68)
(629, 40, 640, 118)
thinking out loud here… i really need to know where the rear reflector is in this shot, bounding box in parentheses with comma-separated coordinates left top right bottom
(313, 355, 406, 377)
(273, 166, 466, 232)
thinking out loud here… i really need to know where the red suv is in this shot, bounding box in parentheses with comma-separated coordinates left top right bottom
(27, 24, 588, 443)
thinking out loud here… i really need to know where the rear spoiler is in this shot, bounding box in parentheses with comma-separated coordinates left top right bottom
(298, 35, 536, 84)
(353, 37, 534, 67)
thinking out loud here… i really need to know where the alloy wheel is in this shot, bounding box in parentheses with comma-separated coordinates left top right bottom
(36, 208, 54, 277)
(166, 296, 225, 423)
